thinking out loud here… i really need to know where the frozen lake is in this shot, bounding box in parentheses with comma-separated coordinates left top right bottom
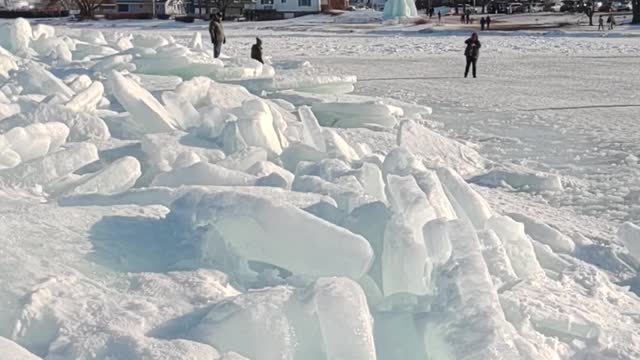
(1, 14, 640, 360)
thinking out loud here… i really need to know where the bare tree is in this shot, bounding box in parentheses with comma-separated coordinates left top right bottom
(50, 0, 77, 11)
(70, 0, 103, 18)
(209, 0, 235, 19)
(585, 5, 594, 26)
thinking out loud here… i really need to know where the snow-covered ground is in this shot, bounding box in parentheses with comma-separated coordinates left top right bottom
(1, 13, 640, 360)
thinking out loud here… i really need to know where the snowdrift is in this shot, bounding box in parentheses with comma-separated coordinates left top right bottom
(0, 18, 639, 360)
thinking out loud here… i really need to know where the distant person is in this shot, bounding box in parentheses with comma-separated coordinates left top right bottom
(466, 12, 470, 24)
(429, 7, 434, 18)
(438, 11, 442, 24)
(464, 32, 481, 78)
(480, 17, 486, 30)
(209, 13, 226, 58)
(251, 37, 263, 64)
(461, 14, 466, 24)
(598, 15, 604, 31)
(486, 16, 491, 29)
(608, 13, 615, 30)
(612, 16, 616, 29)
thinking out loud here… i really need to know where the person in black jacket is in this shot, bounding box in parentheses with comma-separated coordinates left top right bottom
(251, 37, 263, 64)
(209, 13, 226, 58)
(607, 13, 615, 30)
(598, 15, 604, 31)
(464, 32, 481, 78)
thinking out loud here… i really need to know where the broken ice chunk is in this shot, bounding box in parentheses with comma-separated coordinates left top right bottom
(216, 147, 267, 173)
(161, 91, 202, 130)
(0, 142, 98, 187)
(323, 129, 360, 164)
(16, 63, 75, 98)
(9, 18, 32, 54)
(299, 105, 326, 153)
(109, 70, 177, 133)
(0, 336, 42, 360)
(382, 216, 429, 296)
(311, 277, 376, 360)
(437, 167, 492, 229)
(486, 216, 544, 279)
(151, 162, 257, 188)
(175, 192, 373, 279)
(236, 99, 283, 155)
(477, 229, 518, 288)
(398, 120, 487, 176)
(68, 156, 141, 196)
(421, 219, 522, 359)
(65, 81, 104, 113)
(248, 161, 294, 189)
(355, 162, 387, 203)
(509, 213, 575, 254)
(617, 222, 640, 264)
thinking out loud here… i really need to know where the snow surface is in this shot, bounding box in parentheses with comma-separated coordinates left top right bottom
(0, 15, 639, 360)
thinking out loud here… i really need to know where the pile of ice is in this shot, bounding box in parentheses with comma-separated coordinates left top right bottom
(1, 18, 640, 360)
(383, 0, 418, 20)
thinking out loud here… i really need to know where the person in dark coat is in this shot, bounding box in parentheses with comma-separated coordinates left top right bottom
(480, 16, 486, 30)
(461, 14, 465, 23)
(486, 16, 491, 29)
(438, 11, 442, 24)
(465, 12, 470, 24)
(209, 13, 226, 58)
(607, 13, 615, 30)
(598, 15, 604, 31)
(251, 37, 263, 64)
(464, 32, 481, 78)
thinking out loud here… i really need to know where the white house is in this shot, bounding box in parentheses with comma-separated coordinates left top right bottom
(253, 0, 321, 17)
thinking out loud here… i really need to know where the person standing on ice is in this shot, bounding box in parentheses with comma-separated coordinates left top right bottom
(209, 13, 226, 59)
(607, 13, 615, 30)
(486, 16, 491, 29)
(464, 32, 481, 78)
(251, 37, 264, 64)
(598, 15, 604, 31)
(438, 11, 442, 24)
(480, 17, 486, 30)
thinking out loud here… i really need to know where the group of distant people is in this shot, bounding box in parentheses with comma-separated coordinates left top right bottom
(598, 13, 617, 31)
(208, 13, 263, 63)
(479, 16, 492, 30)
(204, 7, 529, 82)
(427, 8, 443, 24)
(459, 10, 493, 30)
(460, 12, 472, 24)
(428, 8, 492, 30)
